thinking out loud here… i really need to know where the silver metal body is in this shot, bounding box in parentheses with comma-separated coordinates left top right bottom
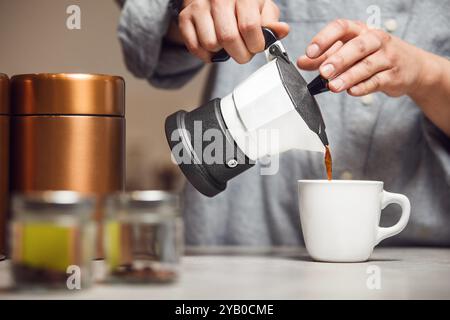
(220, 42, 325, 160)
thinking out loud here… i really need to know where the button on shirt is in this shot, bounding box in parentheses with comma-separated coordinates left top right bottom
(340, 171, 354, 180)
(361, 94, 374, 106)
(384, 19, 398, 33)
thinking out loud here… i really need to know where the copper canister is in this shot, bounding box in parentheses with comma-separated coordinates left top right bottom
(0, 74, 10, 256)
(10, 73, 125, 257)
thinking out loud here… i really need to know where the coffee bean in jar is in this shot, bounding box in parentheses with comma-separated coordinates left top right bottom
(104, 191, 183, 284)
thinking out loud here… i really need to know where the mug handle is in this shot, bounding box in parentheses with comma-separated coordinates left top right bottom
(375, 191, 411, 245)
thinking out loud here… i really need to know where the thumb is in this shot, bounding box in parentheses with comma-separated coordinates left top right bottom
(264, 21, 290, 39)
(260, 1, 289, 40)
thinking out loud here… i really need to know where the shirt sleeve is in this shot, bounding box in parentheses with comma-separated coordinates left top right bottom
(117, 0, 205, 89)
(422, 116, 450, 185)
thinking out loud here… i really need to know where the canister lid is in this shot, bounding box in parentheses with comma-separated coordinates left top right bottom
(10, 73, 125, 116)
(106, 191, 180, 218)
(0, 73, 9, 115)
(13, 191, 96, 216)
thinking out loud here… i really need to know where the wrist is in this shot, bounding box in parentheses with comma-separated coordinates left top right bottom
(164, 19, 184, 45)
(165, 0, 187, 45)
(408, 49, 444, 102)
(168, 0, 184, 17)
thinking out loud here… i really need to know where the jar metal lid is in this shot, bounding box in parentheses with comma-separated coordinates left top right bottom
(107, 191, 179, 215)
(10, 73, 125, 116)
(0, 73, 9, 115)
(13, 191, 96, 215)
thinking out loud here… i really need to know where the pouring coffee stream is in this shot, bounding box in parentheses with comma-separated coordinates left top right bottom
(165, 27, 333, 197)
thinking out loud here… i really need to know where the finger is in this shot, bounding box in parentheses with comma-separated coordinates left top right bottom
(261, 1, 290, 39)
(327, 51, 391, 92)
(265, 21, 290, 39)
(211, 0, 252, 64)
(236, 0, 265, 53)
(193, 12, 221, 52)
(297, 40, 344, 71)
(319, 31, 383, 79)
(306, 19, 366, 58)
(179, 14, 212, 62)
(347, 70, 391, 96)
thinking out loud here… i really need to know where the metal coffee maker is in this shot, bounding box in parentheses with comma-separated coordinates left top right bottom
(10, 73, 126, 257)
(0, 74, 9, 257)
(165, 28, 330, 197)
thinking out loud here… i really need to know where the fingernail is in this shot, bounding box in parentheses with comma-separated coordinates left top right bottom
(320, 64, 335, 78)
(349, 86, 361, 95)
(306, 43, 320, 58)
(329, 78, 344, 91)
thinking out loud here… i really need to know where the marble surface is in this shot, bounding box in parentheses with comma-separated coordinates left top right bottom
(1, 247, 449, 299)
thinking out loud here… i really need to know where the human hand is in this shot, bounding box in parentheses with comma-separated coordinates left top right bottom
(177, 0, 289, 63)
(297, 19, 430, 98)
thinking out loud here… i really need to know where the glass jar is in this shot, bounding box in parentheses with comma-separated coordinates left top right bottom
(10, 191, 96, 290)
(104, 191, 183, 283)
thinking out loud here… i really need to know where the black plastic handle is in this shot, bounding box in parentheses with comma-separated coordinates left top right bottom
(307, 74, 330, 96)
(211, 27, 278, 63)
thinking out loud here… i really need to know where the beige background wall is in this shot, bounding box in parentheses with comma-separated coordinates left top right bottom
(0, 0, 208, 189)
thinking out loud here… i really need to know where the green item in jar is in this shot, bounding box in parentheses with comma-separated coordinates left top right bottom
(18, 223, 76, 273)
(105, 221, 121, 269)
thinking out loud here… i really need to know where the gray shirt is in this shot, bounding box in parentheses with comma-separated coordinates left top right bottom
(118, 0, 450, 246)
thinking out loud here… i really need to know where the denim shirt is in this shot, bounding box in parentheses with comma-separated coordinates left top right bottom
(118, 0, 450, 246)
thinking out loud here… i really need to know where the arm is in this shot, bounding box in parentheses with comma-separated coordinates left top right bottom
(297, 19, 450, 137)
(409, 52, 450, 137)
(118, 0, 204, 89)
(118, 0, 289, 89)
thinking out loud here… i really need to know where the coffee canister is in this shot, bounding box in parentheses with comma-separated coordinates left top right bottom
(10, 73, 126, 256)
(0, 73, 9, 256)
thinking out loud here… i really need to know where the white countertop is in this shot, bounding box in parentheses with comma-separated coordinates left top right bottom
(1, 247, 449, 299)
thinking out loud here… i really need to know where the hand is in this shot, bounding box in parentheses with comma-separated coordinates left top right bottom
(177, 0, 289, 63)
(297, 19, 430, 98)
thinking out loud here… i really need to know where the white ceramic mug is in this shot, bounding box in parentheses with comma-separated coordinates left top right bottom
(298, 180, 411, 262)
